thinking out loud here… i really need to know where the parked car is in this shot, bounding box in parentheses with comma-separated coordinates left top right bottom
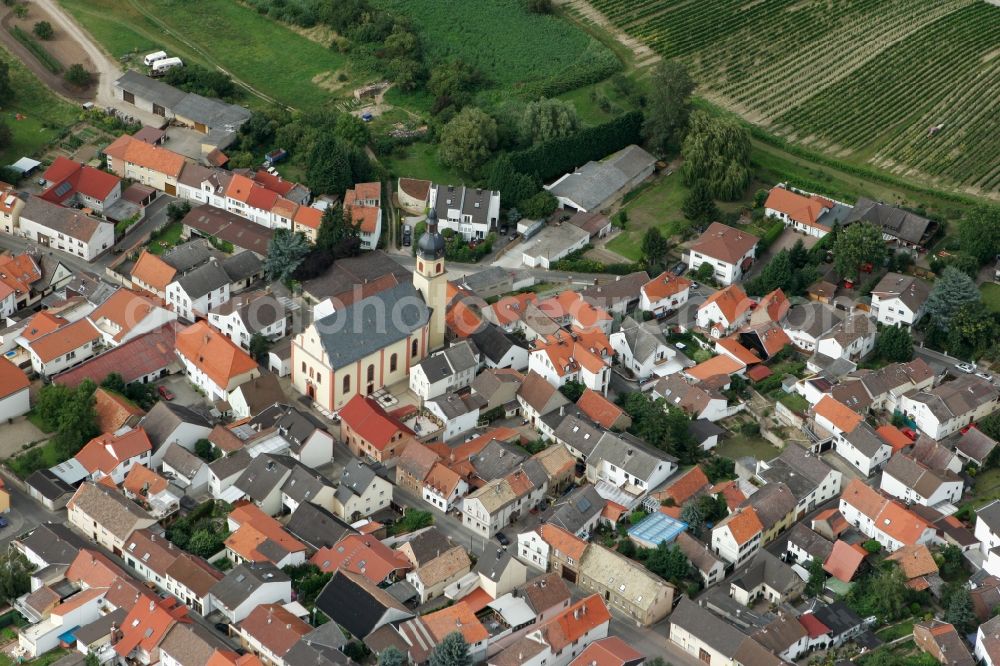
(672, 262, 687, 276)
(495, 532, 510, 546)
(901, 427, 917, 441)
(690, 282, 700, 290)
(158, 385, 175, 401)
(956, 362, 976, 373)
(975, 371, 993, 382)
(0, 516, 9, 529)
(402, 224, 412, 246)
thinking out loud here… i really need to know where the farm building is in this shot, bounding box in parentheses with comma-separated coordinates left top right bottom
(520, 223, 590, 269)
(545, 144, 655, 213)
(114, 71, 251, 150)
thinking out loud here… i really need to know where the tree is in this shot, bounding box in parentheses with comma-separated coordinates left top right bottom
(745, 250, 791, 296)
(681, 179, 720, 225)
(693, 262, 714, 282)
(483, 155, 539, 209)
(188, 529, 225, 558)
(833, 222, 886, 281)
(334, 113, 371, 147)
(695, 493, 728, 524)
(703, 457, 735, 483)
(925, 266, 980, 330)
(163, 64, 238, 100)
(0, 60, 12, 101)
(194, 438, 219, 463)
(379, 647, 406, 666)
(641, 228, 669, 272)
(642, 61, 695, 156)
(264, 229, 311, 283)
(429, 632, 472, 666)
(938, 544, 965, 581)
(519, 190, 557, 220)
(439, 107, 497, 174)
(645, 543, 691, 583)
(166, 200, 191, 224)
(876, 325, 914, 362)
(559, 380, 585, 402)
(314, 204, 361, 258)
(249, 333, 272, 363)
(53, 380, 99, 459)
(680, 111, 751, 200)
(427, 60, 481, 113)
(959, 205, 1000, 266)
(520, 98, 580, 146)
(679, 501, 704, 534)
(306, 134, 353, 195)
(945, 586, 976, 634)
(0, 551, 32, 603)
(805, 557, 826, 597)
(33, 21, 53, 40)
(948, 301, 997, 359)
(64, 64, 93, 87)
(85, 654, 100, 666)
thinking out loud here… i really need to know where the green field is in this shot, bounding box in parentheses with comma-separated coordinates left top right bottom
(384, 141, 463, 185)
(58, 0, 348, 111)
(583, 0, 1000, 196)
(0, 48, 77, 165)
(982, 283, 1000, 314)
(606, 174, 690, 261)
(375, 0, 620, 101)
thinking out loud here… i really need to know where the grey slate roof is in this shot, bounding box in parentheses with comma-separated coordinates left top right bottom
(589, 431, 676, 479)
(669, 596, 748, 658)
(730, 550, 801, 598)
(116, 70, 187, 107)
(872, 272, 932, 312)
(617, 316, 687, 366)
(336, 459, 380, 503)
(427, 392, 485, 419)
(282, 462, 333, 504)
(232, 373, 286, 416)
(552, 411, 603, 457)
(235, 453, 295, 502)
(784, 302, 843, 339)
(470, 324, 524, 365)
(473, 546, 520, 583)
(22, 196, 105, 243)
(471, 440, 525, 481)
(285, 502, 356, 551)
(579, 271, 649, 310)
(416, 341, 478, 380)
(211, 562, 289, 609)
(398, 528, 453, 566)
(209, 448, 252, 481)
(546, 145, 655, 211)
(957, 428, 998, 465)
(74, 608, 127, 647)
(846, 198, 934, 246)
(16, 523, 88, 566)
(313, 282, 429, 371)
(221, 251, 263, 283)
(784, 523, 833, 563)
(25, 469, 75, 501)
(250, 403, 326, 450)
(160, 442, 205, 480)
(141, 401, 212, 448)
(161, 240, 216, 273)
(302, 251, 410, 302)
(674, 531, 723, 576)
(432, 185, 498, 228)
(541, 483, 604, 535)
(284, 624, 351, 666)
(175, 259, 231, 299)
(841, 421, 886, 457)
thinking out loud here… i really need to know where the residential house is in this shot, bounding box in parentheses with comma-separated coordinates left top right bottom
(913, 620, 975, 666)
(764, 185, 844, 238)
(711, 507, 764, 566)
(0, 356, 29, 420)
(470, 324, 530, 371)
(311, 533, 410, 585)
(542, 484, 605, 539)
(284, 502, 356, 552)
(729, 550, 804, 605)
(577, 544, 674, 626)
(280, 462, 337, 516)
(752, 611, 810, 662)
(75, 427, 153, 485)
(675, 531, 725, 588)
(0, 182, 25, 236)
(230, 454, 298, 516)
(857, 357, 936, 412)
(516, 523, 587, 579)
(784, 523, 834, 567)
(815, 313, 876, 363)
(975, 500, 1000, 555)
(580, 271, 649, 316)
(176, 163, 231, 210)
(17, 313, 102, 377)
(423, 461, 468, 513)
(426, 391, 486, 440)
(569, 637, 644, 666)
(976, 616, 1000, 666)
(610, 316, 691, 382)
(41, 156, 122, 213)
(517, 371, 570, 432)
(225, 502, 308, 567)
(870, 272, 932, 328)
(226, 373, 286, 420)
(900, 375, 999, 440)
(696, 285, 753, 337)
(234, 604, 311, 665)
(410, 340, 479, 400)
(333, 459, 392, 521)
(430, 184, 500, 240)
(406, 545, 472, 603)
(104, 134, 186, 193)
(529, 329, 612, 395)
(783, 303, 843, 353)
(488, 594, 611, 666)
(248, 402, 335, 468)
(756, 445, 843, 516)
(814, 397, 890, 476)
(208, 290, 288, 352)
(339, 394, 415, 463)
(585, 432, 677, 500)
(839, 479, 936, 552)
(823, 539, 868, 583)
(880, 453, 964, 506)
(686, 222, 758, 286)
(314, 570, 413, 639)
(461, 466, 545, 537)
(537, 291, 613, 335)
(472, 368, 524, 414)
(740, 482, 798, 545)
(801, 601, 866, 650)
(639, 271, 691, 316)
(19, 195, 115, 261)
(668, 597, 783, 666)
(845, 198, 937, 251)
(209, 562, 292, 624)
(157, 623, 229, 666)
(175, 320, 260, 402)
(651, 374, 729, 422)
(163, 551, 223, 616)
(576, 389, 630, 431)
(141, 401, 213, 463)
(345, 182, 383, 249)
(67, 482, 156, 555)
(957, 428, 999, 467)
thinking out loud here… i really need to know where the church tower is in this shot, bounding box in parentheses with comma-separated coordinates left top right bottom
(413, 208, 447, 351)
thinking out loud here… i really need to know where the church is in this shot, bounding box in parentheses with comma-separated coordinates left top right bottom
(291, 209, 448, 414)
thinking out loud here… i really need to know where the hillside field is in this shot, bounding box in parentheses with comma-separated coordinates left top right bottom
(580, 0, 1000, 197)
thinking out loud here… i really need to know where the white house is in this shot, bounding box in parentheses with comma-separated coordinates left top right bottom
(18, 315, 102, 378)
(975, 616, 1000, 666)
(333, 459, 393, 521)
(423, 462, 468, 513)
(176, 163, 231, 209)
(584, 432, 676, 497)
(686, 222, 758, 286)
(611, 316, 690, 382)
(816, 313, 876, 363)
(839, 479, 936, 553)
(425, 392, 483, 441)
(975, 501, 1000, 556)
(461, 470, 544, 538)
(711, 507, 763, 566)
(0, 357, 30, 420)
(836, 422, 891, 478)
(18, 196, 114, 262)
(639, 271, 691, 316)
(879, 454, 963, 507)
(899, 375, 999, 440)
(75, 428, 153, 485)
(209, 563, 292, 624)
(696, 285, 753, 337)
(429, 184, 500, 241)
(409, 341, 479, 400)
(650, 374, 729, 422)
(165, 259, 231, 322)
(528, 331, 611, 395)
(87, 288, 177, 347)
(870, 273, 931, 329)
(764, 185, 844, 238)
(783, 303, 843, 353)
(18, 588, 104, 657)
(345, 182, 383, 250)
(516, 529, 551, 572)
(175, 321, 261, 403)
(208, 290, 287, 352)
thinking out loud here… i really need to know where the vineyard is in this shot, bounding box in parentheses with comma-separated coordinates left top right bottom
(373, 0, 620, 99)
(580, 0, 1000, 195)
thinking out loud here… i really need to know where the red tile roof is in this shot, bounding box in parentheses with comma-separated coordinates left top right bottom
(89, 288, 161, 342)
(105, 135, 186, 178)
(569, 636, 643, 666)
(814, 396, 863, 433)
(539, 523, 587, 562)
(490, 293, 537, 327)
(686, 354, 745, 382)
(421, 602, 489, 645)
(798, 613, 830, 639)
(311, 534, 410, 583)
(690, 222, 758, 264)
(339, 394, 414, 450)
(654, 466, 710, 506)
(131, 250, 177, 294)
(53, 323, 179, 388)
(238, 604, 311, 658)
(877, 425, 912, 453)
(0, 253, 41, 297)
(642, 271, 691, 302)
(716, 507, 763, 545)
(757, 288, 791, 323)
(176, 321, 259, 389)
(0, 356, 29, 399)
(93, 387, 145, 434)
(717, 337, 761, 366)
(765, 187, 833, 229)
(29, 317, 101, 363)
(123, 464, 169, 497)
(544, 594, 611, 651)
(576, 389, 626, 429)
(226, 503, 306, 563)
(699, 284, 752, 324)
(823, 540, 867, 582)
(115, 594, 190, 658)
(75, 428, 152, 475)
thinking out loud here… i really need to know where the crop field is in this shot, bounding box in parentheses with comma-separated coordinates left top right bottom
(373, 0, 620, 99)
(0, 49, 77, 165)
(584, 0, 1000, 196)
(58, 0, 348, 111)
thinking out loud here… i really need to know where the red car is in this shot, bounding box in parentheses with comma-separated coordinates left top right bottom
(900, 427, 917, 441)
(158, 385, 175, 401)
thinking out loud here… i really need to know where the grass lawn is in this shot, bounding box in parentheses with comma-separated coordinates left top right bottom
(606, 173, 691, 261)
(981, 283, 1000, 314)
(8, 439, 64, 479)
(0, 49, 78, 165)
(146, 222, 183, 255)
(715, 434, 780, 461)
(875, 620, 915, 641)
(778, 393, 810, 413)
(58, 0, 348, 112)
(0, 648, 67, 666)
(384, 141, 463, 184)
(25, 410, 54, 434)
(971, 466, 1000, 508)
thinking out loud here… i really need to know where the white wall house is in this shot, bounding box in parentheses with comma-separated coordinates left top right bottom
(409, 341, 479, 400)
(208, 303, 286, 352)
(610, 317, 689, 382)
(19, 197, 114, 262)
(879, 455, 963, 507)
(839, 480, 936, 553)
(899, 376, 999, 440)
(686, 223, 758, 286)
(870, 273, 930, 329)
(0, 358, 30, 421)
(639, 271, 691, 316)
(20, 318, 102, 378)
(429, 185, 500, 241)
(165, 261, 232, 322)
(695, 286, 752, 336)
(516, 530, 550, 572)
(816, 314, 876, 363)
(711, 508, 763, 566)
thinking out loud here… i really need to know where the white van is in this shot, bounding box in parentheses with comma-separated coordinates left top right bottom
(143, 51, 168, 67)
(151, 57, 183, 76)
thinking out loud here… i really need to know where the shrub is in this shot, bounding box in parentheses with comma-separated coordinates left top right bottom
(32, 21, 53, 40)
